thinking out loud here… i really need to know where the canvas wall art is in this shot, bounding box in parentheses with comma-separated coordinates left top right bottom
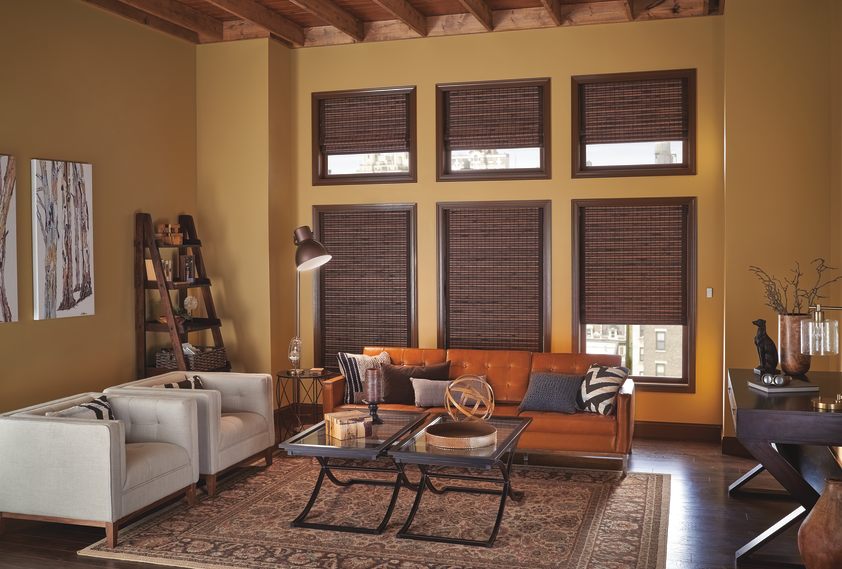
(0, 155, 17, 323)
(31, 159, 94, 320)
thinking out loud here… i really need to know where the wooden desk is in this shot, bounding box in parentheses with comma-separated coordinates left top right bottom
(727, 368, 842, 567)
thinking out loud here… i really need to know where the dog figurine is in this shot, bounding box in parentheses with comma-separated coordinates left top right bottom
(752, 318, 779, 374)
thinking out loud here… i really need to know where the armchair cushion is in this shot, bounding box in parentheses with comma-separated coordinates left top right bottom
(44, 395, 114, 420)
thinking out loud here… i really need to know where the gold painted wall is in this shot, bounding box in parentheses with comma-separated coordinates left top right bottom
(0, 0, 197, 412)
(722, 0, 840, 436)
(289, 17, 727, 425)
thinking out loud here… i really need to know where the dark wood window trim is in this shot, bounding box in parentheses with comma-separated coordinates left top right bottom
(436, 78, 551, 182)
(571, 197, 697, 393)
(313, 203, 418, 369)
(312, 86, 417, 186)
(571, 69, 697, 179)
(437, 200, 551, 351)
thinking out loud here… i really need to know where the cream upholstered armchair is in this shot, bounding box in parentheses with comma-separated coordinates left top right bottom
(105, 371, 274, 496)
(0, 392, 199, 548)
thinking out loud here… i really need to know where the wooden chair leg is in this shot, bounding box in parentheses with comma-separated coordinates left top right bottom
(205, 474, 217, 497)
(186, 483, 196, 506)
(265, 447, 274, 466)
(106, 522, 117, 548)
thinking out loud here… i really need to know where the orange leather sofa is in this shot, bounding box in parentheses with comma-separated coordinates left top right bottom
(322, 347, 635, 473)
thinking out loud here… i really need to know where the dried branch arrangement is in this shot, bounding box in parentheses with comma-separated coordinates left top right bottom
(749, 258, 842, 315)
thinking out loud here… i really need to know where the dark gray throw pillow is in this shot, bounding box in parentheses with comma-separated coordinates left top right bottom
(518, 372, 584, 414)
(382, 361, 451, 405)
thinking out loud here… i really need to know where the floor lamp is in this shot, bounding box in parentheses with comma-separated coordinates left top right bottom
(289, 226, 332, 375)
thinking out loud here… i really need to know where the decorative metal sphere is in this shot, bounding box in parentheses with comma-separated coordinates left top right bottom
(445, 374, 495, 422)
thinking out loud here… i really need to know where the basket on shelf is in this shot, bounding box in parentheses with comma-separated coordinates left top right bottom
(156, 346, 227, 371)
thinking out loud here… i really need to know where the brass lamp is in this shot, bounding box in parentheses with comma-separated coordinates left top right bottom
(289, 226, 331, 374)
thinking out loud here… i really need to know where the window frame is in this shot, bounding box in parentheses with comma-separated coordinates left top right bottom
(313, 203, 418, 368)
(571, 69, 697, 179)
(437, 200, 552, 351)
(312, 86, 417, 186)
(572, 196, 697, 393)
(436, 78, 551, 182)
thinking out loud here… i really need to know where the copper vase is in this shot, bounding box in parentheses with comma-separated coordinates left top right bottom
(778, 314, 811, 376)
(798, 478, 842, 569)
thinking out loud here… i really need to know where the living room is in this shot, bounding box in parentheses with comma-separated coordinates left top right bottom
(1, 0, 841, 567)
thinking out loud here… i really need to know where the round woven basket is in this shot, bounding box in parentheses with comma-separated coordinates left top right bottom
(425, 421, 497, 449)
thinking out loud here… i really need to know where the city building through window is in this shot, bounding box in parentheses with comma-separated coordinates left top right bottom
(436, 78, 551, 181)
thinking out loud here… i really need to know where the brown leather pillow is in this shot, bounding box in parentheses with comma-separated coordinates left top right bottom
(382, 361, 451, 405)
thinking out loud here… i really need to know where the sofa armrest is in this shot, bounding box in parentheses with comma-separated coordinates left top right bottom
(614, 377, 636, 454)
(0, 416, 124, 522)
(322, 375, 346, 414)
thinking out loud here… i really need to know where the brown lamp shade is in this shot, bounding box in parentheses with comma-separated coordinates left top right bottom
(294, 226, 332, 271)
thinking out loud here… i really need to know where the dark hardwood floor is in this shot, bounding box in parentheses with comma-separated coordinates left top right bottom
(0, 438, 802, 569)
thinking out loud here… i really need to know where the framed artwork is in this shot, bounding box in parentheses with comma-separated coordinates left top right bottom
(0, 155, 17, 323)
(31, 159, 94, 320)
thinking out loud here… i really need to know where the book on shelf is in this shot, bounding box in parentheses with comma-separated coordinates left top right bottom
(325, 410, 373, 440)
(747, 378, 820, 393)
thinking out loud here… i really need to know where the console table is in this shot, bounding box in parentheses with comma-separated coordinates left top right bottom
(727, 368, 842, 567)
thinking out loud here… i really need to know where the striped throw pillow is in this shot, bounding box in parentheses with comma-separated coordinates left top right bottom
(154, 375, 205, 389)
(45, 395, 115, 420)
(577, 364, 627, 415)
(337, 351, 391, 404)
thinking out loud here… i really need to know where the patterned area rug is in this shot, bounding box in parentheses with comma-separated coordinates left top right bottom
(80, 455, 670, 569)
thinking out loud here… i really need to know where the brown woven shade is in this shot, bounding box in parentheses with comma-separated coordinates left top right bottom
(445, 86, 543, 150)
(579, 77, 688, 145)
(578, 203, 688, 325)
(443, 206, 545, 351)
(317, 207, 413, 369)
(319, 93, 410, 155)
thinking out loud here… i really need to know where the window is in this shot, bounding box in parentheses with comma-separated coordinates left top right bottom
(438, 201, 551, 351)
(656, 330, 666, 351)
(572, 197, 696, 392)
(314, 204, 417, 368)
(655, 363, 666, 376)
(436, 78, 551, 181)
(312, 87, 416, 185)
(572, 69, 696, 178)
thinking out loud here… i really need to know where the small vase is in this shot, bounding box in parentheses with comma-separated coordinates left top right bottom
(798, 478, 842, 569)
(778, 313, 811, 376)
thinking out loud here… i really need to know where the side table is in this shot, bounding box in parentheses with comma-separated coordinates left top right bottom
(276, 369, 336, 439)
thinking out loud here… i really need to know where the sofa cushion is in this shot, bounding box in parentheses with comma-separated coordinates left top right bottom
(518, 372, 584, 414)
(382, 361, 451, 405)
(153, 375, 205, 390)
(44, 395, 115, 420)
(577, 364, 628, 415)
(410, 377, 453, 407)
(338, 351, 391, 404)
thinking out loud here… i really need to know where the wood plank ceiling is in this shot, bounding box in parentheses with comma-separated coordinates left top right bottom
(83, 0, 724, 48)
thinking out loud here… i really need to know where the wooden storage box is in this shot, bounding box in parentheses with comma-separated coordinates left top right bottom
(325, 410, 372, 440)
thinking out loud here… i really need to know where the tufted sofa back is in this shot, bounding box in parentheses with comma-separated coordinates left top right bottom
(531, 352, 622, 375)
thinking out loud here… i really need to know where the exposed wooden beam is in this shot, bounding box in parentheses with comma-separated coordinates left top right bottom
(203, 0, 306, 47)
(81, 0, 199, 43)
(113, 0, 223, 42)
(637, 0, 705, 20)
(223, 20, 294, 47)
(561, 1, 630, 26)
(623, 0, 635, 21)
(718, 0, 725, 15)
(456, 0, 494, 32)
(287, 0, 364, 42)
(539, 0, 563, 26)
(370, 0, 427, 37)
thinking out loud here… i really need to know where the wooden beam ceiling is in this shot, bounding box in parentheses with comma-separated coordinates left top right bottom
(89, 0, 725, 48)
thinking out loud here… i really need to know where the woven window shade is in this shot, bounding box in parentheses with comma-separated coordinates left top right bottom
(445, 86, 543, 150)
(444, 207, 544, 351)
(320, 93, 409, 155)
(579, 204, 688, 325)
(580, 77, 688, 145)
(318, 209, 412, 369)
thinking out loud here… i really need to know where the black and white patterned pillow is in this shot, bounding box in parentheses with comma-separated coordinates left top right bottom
(577, 364, 628, 415)
(154, 375, 205, 389)
(45, 395, 115, 420)
(337, 351, 391, 404)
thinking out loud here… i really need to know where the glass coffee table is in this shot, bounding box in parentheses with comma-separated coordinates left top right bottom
(278, 410, 428, 535)
(388, 413, 532, 547)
